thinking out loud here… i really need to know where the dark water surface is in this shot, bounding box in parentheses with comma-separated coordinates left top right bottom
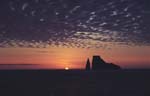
(0, 70, 149, 96)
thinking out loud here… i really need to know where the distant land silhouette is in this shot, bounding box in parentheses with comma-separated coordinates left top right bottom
(86, 56, 121, 70)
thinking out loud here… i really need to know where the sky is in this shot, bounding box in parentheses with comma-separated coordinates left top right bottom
(0, 0, 150, 69)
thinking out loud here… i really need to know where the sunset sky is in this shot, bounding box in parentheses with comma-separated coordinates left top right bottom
(0, 0, 150, 69)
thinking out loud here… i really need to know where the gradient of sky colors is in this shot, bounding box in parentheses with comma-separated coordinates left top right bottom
(0, 0, 150, 69)
(0, 45, 150, 69)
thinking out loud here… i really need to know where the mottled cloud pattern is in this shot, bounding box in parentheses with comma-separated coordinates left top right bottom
(0, 0, 150, 48)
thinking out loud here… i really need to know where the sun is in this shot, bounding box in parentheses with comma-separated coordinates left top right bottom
(65, 67, 69, 70)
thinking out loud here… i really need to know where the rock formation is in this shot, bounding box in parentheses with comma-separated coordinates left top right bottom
(85, 55, 121, 70)
(85, 58, 90, 70)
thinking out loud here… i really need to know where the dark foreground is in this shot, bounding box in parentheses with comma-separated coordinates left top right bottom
(0, 70, 149, 96)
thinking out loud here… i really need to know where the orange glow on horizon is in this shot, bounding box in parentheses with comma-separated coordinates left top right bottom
(0, 45, 150, 69)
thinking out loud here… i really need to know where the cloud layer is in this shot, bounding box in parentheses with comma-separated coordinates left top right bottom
(0, 0, 150, 48)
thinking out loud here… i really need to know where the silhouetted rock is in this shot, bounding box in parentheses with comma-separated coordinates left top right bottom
(91, 56, 121, 70)
(86, 58, 90, 70)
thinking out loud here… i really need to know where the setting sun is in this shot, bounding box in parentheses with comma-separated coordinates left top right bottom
(65, 67, 69, 70)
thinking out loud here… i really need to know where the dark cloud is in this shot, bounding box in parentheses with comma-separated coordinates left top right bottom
(0, 0, 150, 48)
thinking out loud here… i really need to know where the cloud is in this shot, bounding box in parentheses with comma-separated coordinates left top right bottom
(0, 0, 150, 48)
